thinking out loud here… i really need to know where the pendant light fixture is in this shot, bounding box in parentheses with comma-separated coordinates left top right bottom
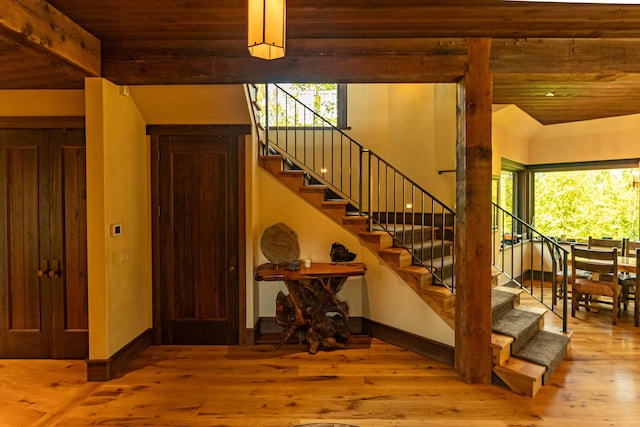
(248, 0, 286, 60)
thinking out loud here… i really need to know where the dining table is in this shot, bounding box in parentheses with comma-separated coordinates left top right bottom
(617, 256, 638, 274)
(567, 253, 638, 313)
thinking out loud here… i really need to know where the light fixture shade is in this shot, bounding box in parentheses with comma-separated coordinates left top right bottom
(248, 0, 286, 60)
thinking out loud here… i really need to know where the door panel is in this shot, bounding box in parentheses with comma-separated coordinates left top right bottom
(0, 129, 87, 358)
(0, 131, 52, 357)
(51, 129, 88, 358)
(159, 135, 239, 345)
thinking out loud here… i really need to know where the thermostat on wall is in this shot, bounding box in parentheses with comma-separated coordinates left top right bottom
(110, 224, 122, 237)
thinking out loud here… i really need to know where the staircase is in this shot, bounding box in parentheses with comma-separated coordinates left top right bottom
(258, 154, 457, 328)
(491, 286, 571, 397)
(250, 83, 570, 397)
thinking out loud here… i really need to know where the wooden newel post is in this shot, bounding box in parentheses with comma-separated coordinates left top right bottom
(455, 37, 493, 384)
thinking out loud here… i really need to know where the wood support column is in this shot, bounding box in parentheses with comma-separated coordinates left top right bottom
(454, 38, 493, 384)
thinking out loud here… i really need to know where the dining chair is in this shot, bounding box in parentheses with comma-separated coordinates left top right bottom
(547, 239, 587, 306)
(588, 236, 626, 254)
(624, 239, 640, 257)
(571, 245, 621, 325)
(620, 244, 640, 325)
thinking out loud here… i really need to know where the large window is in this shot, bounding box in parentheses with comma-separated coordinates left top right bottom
(260, 83, 347, 128)
(533, 164, 640, 240)
(499, 159, 528, 221)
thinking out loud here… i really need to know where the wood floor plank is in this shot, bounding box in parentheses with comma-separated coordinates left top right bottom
(5, 290, 640, 426)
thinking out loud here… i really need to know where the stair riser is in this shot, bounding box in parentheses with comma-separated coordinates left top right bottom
(425, 261, 454, 281)
(390, 227, 435, 244)
(413, 243, 453, 261)
(380, 250, 414, 268)
(511, 323, 539, 354)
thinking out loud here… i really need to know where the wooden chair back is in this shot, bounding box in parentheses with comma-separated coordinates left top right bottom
(625, 239, 640, 258)
(634, 248, 640, 326)
(588, 236, 626, 254)
(571, 245, 621, 325)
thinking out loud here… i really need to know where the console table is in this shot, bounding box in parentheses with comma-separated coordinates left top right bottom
(255, 262, 366, 354)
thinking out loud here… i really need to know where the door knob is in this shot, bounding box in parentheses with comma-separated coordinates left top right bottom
(37, 260, 50, 277)
(229, 266, 236, 273)
(48, 260, 61, 278)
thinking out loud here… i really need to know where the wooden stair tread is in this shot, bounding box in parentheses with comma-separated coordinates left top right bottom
(494, 356, 546, 383)
(278, 170, 304, 177)
(491, 332, 514, 349)
(416, 283, 453, 297)
(299, 185, 327, 193)
(343, 215, 368, 223)
(425, 255, 454, 266)
(321, 200, 347, 206)
(516, 305, 548, 317)
(493, 285, 523, 295)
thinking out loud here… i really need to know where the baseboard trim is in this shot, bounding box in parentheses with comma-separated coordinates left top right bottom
(255, 316, 454, 367)
(363, 319, 454, 367)
(87, 328, 153, 382)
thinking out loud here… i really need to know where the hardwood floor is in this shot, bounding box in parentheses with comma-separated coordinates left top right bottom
(3, 294, 640, 427)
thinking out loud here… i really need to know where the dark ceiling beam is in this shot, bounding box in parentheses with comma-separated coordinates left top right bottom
(101, 39, 469, 85)
(491, 38, 640, 75)
(0, 0, 100, 78)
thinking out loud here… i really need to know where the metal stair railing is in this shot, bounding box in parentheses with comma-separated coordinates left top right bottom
(492, 203, 569, 333)
(250, 83, 456, 292)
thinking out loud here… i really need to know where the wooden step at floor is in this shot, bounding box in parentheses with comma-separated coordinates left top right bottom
(491, 333, 514, 366)
(493, 356, 545, 397)
(512, 330, 571, 385)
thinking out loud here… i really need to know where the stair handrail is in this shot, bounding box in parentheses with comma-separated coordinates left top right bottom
(251, 83, 457, 292)
(492, 202, 569, 333)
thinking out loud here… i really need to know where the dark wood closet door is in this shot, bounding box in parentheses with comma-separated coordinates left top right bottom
(50, 129, 88, 358)
(0, 129, 87, 358)
(158, 135, 239, 345)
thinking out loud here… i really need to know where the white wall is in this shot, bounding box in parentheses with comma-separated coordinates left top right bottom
(130, 85, 251, 124)
(530, 113, 640, 164)
(492, 104, 543, 173)
(85, 78, 152, 359)
(347, 84, 457, 207)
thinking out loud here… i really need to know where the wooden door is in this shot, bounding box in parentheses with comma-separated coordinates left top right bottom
(158, 135, 239, 345)
(0, 129, 88, 358)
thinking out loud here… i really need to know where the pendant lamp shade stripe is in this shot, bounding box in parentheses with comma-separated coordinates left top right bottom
(248, 0, 286, 60)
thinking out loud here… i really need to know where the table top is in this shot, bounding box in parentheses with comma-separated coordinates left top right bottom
(570, 256, 638, 273)
(255, 262, 366, 282)
(618, 256, 638, 273)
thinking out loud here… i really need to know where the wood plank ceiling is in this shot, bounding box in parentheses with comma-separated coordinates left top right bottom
(3, 0, 640, 124)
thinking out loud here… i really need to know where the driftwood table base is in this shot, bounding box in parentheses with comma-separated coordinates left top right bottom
(256, 262, 366, 354)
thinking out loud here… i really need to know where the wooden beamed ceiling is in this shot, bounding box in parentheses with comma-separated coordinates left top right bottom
(4, 0, 640, 124)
